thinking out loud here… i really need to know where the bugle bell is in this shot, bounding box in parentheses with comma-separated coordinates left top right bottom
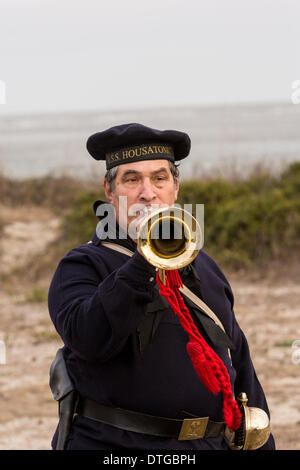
(137, 206, 203, 281)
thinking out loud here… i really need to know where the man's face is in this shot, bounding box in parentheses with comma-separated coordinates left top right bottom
(104, 159, 179, 237)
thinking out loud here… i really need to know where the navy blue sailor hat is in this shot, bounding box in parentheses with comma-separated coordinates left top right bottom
(86, 123, 191, 170)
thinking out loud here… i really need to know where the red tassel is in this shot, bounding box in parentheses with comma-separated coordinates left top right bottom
(167, 269, 183, 289)
(187, 341, 221, 395)
(157, 269, 242, 431)
(223, 399, 242, 431)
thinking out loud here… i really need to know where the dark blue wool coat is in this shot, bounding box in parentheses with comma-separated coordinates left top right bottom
(48, 203, 275, 451)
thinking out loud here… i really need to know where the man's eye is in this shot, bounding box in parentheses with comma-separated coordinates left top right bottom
(125, 177, 138, 183)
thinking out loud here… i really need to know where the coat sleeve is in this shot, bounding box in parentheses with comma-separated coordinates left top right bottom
(48, 248, 157, 363)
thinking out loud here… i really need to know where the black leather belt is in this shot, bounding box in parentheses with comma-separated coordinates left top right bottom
(76, 397, 225, 441)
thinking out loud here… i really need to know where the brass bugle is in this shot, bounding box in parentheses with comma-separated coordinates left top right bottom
(137, 206, 202, 283)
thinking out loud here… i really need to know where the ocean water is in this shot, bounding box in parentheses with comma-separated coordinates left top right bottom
(1, 103, 300, 181)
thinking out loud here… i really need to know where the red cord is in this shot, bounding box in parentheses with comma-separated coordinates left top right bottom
(156, 269, 241, 431)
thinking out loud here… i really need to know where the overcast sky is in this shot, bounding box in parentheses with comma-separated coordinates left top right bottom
(0, 0, 299, 115)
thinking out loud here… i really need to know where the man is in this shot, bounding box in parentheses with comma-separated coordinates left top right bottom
(48, 123, 275, 450)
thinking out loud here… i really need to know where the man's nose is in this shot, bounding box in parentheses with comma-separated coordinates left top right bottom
(139, 178, 157, 202)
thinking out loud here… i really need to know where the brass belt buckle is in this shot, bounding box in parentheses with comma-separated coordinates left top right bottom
(178, 416, 209, 440)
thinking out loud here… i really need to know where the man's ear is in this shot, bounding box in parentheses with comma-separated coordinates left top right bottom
(104, 180, 113, 203)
